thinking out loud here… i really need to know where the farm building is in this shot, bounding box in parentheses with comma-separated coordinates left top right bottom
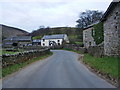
(102, 1, 120, 57)
(41, 34, 69, 47)
(3, 36, 32, 48)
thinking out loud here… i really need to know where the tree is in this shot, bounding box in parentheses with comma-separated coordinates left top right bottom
(39, 25, 45, 29)
(76, 10, 103, 28)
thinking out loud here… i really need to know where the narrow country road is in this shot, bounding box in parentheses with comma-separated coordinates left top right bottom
(2, 50, 115, 88)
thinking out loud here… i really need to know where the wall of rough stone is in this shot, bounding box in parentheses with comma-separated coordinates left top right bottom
(19, 46, 44, 50)
(104, 3, 120, 57)
(64, 43, 104, 57)
(64, 44, 87, 53)
(2, 48, 50, 67)
(83, 27, 96, 48)
(87, 42, 104, 57)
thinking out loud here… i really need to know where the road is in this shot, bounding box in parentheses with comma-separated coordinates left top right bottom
(2, 50, 115, 88)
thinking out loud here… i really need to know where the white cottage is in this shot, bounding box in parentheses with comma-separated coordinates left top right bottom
(41, 34, 69, 47)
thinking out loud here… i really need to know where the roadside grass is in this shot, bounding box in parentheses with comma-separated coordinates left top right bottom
(63, 48, 119, 78)
(2, 52, 53, 77)
(62, 48, 81, 54)
(84, 54, 119, 78)
(74, 42, 83, 45)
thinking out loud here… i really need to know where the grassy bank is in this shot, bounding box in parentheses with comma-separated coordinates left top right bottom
(63, 48, 119, 79)
(83, 54, 119, 78)
(63, 48, 81, 54)
(2, 52, 53, 77)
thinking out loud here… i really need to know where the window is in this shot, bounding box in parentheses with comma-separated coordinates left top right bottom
(43, 39, 45, 42)
(115, 26, 117, 29)
(43, 43, 45, 46)
(58, 40, 60, 42)
(58, 43, 60, 45)
(85, 34, 87, 38)
(116, 12, 118, 15)
(89, 42, 92, 46)
(114, 16, 117, 19)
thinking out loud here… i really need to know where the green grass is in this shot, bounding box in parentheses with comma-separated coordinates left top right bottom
(2, 51, 19, 55)
(63, 48, 119, 78)
(74, 42, 83, 45)
(63, 48, 81, 54)
(2, 52, 53, 77)
(2, 49, 26, 55)
(32, 36, 42, 40)
(83, 54, 119, 78)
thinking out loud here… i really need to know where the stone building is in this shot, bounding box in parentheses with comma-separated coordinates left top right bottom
(83, 25, 96, 48)
(3, 36, 32, 48)
(102, 1, 120, 57)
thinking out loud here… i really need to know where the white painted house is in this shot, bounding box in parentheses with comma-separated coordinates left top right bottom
(41, 34, 69, 47)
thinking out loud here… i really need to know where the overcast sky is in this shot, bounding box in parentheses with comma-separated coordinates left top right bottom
(0, 0, 112, 32)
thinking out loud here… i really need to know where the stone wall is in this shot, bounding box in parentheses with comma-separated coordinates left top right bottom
(64, 43, 104, 57)
(87, 42, 104, 57)
(64, 44, 87, 53)
(104, 3, 120, 57)
(83, 27, 96, 48)
(19, 46, 44, 50)
(2, 48, 50, 67)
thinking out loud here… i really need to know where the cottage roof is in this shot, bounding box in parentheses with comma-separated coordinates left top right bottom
(4, 36, 32, 41)
(83, 21, 99, 30)
(33, 39, 41, 42)
(42, 34, 67, 39)
(102, 1, 119, 21)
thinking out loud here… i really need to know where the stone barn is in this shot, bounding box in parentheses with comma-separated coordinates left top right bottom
(102, 1, 120, 57)
(83, 24, 96, 48)
(3, 36, 32, 48)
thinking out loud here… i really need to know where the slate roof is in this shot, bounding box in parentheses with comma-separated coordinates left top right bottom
(4, 36, 32, 41)
(33, 39, 41, 42)
(83, 21, 99, 30)
(42, 34, 67, 39)
(102, 1, 119, 21)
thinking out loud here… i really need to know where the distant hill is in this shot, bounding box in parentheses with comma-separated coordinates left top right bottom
(30, 27, 83, 43)
(1, 24, 29, 40)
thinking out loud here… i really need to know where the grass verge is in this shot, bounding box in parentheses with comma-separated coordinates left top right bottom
(83, 54, 119, 78)
(62, 48, 81, 54)
(62, 48, 119, 79)
(2, 52, 53, 77)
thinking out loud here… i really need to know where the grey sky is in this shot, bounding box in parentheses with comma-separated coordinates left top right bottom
(0, 0, 112, 32)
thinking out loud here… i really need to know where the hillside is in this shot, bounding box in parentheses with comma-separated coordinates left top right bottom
(30, 27, 83, 43)
(1, 24, 29, 40)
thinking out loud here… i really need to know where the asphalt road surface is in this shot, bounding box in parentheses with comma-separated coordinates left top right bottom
(2, 50, 115, 88)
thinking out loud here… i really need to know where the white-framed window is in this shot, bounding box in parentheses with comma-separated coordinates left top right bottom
(43, 43, 45, 46)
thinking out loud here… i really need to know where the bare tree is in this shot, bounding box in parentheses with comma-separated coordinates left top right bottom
(76, 10, 103, 28)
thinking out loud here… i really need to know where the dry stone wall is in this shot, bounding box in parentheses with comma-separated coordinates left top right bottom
(64, 44, 87, 53)
(2, 48, 50, 67)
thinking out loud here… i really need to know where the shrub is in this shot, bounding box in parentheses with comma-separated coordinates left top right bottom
(92, 22, 104, 45)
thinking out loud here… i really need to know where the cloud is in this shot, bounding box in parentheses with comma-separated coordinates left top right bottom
(0, 0, 111, 32)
